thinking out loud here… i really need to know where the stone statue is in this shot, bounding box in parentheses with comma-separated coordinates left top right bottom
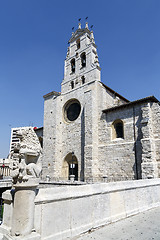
(9, 127, 42, 184)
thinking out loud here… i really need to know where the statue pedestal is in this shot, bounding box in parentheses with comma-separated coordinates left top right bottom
(11, 178, 39, 238)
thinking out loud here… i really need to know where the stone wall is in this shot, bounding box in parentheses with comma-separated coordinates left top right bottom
(98, 104, 143, 181)
(34, 179, 160, 240)
(98, 100, 160, 181)
(140, 102, 160, 179)
(43, 78, 160, 182)
(42, 80, 127, 182)
(151, 102, 160, 177)
(2, 179, 160, 240)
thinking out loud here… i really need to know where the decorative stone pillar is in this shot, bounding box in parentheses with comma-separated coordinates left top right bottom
(11, 178, 39, 237)
(0, 190, 13, 235)
(0, 127, 42, 239)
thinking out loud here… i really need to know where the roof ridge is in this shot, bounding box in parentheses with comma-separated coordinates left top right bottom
(102, 95, 159, 113)
(101, 82, 130, 103)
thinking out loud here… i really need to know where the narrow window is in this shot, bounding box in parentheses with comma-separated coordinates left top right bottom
(71, 81, 74, 89)
(115, 122, 123, 138)
(76, 39, 80, 49)
(71, 59, 75, 73)
(81, 52, 86, 68)
(112, 120, 124, 139)
(81, 76, 85, 84)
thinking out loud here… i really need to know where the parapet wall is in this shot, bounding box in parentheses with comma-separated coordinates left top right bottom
(34, 179, 160, 240)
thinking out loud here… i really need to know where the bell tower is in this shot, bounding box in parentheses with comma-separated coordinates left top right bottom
(43, 22, 104, 182)
(61, 22, 101, 93)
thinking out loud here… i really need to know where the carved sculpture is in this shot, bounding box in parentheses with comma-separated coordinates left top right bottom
(9, 127, 42, 184)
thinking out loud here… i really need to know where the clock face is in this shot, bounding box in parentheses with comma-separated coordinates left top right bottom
(64, 99, 81, 122)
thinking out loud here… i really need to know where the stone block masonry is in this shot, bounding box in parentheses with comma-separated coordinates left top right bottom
(42, 22, 160, 182)
(1, 179, 159, 240)
(34, 179, 160, 239)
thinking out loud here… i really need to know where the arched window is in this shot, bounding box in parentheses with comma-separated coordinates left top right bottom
(81, 76, 85, 84)
(112, 119, 124, 139)
(81, 52, 86, 68)
(71, 81, 74, 89)
(71, 58, 75, 73)
(76, 39, 80, 49)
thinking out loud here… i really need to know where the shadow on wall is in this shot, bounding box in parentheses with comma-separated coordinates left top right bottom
(80, 108, 85, 181)
(132, 107, 143, 179)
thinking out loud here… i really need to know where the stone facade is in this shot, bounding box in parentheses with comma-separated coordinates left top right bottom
(101, 98, 160, 181)
(42, 22, 160, 182)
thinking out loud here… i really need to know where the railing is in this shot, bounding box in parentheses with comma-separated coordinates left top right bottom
(0, 166, 10, 178)
(0, 159, 11, 179)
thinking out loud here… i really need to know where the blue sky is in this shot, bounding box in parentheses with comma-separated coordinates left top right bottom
(0, 0, 160, 157)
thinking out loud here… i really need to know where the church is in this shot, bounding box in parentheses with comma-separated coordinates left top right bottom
(1, 21, 160, 240)
(42, 22, 160, 183)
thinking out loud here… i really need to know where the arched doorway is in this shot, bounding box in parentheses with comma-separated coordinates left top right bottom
(62, 153, 78, 180)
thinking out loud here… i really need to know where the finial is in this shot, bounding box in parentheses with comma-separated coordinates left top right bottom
(78, 22, 81, 29)
(85, 22, 89, 29)
(90, 30, 95, 43)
